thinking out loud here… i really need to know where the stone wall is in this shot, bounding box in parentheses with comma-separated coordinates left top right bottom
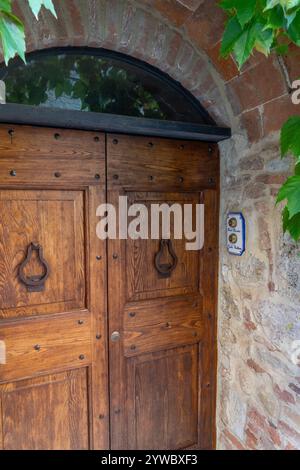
(218, 135, 300, 450)
(7, 0, 300, 450)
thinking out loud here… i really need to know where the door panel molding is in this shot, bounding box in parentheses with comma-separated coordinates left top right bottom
(0, 189, 86, 319)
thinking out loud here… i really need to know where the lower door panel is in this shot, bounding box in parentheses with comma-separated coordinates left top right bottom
(0, 368, 89, 450)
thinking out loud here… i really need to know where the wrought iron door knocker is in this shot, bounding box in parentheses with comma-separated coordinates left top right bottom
(18, 243, 50, 292)
(154, 239, 178, 278)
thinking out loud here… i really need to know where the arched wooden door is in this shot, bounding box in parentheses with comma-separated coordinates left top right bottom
(0, 124, 219, 450)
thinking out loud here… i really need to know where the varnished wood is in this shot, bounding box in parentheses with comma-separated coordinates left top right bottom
(0, 341, 5, 365)
(0, 312, 92, 383)
(107, 134, 219, 191)
(126, 345, 199, 450)
(0, 124, 219, 450)
(0, 125, 108, 450)
(0, 125, 105, 186)
(0, 190, 85, 319)
(87, 186, 110, 450)
(124, 296, 204, 357)
(199, 189, 220, 450)
(126, 192, 201, 301)
(0, 369, 90, 450)
(107, 134, 219, 450)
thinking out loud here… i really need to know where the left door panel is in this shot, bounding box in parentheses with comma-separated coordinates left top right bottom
(0, 125, 108, 450)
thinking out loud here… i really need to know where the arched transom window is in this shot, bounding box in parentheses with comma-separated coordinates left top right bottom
(0, 48, 213, 125)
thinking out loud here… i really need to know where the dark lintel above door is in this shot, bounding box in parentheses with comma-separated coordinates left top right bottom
(0, 104, 231, 143)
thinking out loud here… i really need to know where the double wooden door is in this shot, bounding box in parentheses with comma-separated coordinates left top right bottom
(0, 124, 219, 450)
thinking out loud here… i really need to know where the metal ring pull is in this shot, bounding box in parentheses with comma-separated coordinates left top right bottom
(154, 239, 178, 278)
(18, 243, 50, 292)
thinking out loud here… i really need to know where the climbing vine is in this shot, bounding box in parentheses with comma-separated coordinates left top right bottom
(0, 0, 56, 64)
(219, 0, 300, 241)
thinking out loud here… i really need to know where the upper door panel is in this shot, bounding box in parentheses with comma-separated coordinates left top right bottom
(0, 189, 85, 319)
(0, 125, 105, 186)
(107, 134, 219, 192)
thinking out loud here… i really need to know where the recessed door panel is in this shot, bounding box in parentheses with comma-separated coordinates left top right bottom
(126, 345, 200, 450)
(0, 368, 89, 450)
(126, 193, 200, 301)
(0, 190, 85, 319)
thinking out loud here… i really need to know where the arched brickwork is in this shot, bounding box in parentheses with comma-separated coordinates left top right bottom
(4, 0, 300, 451)
(8, 0, 296, 143)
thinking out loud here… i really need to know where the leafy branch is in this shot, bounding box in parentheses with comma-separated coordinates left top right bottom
(219, 0, 300, 242)
(277, 116, 300, 240)
(0, 0, 56, 64)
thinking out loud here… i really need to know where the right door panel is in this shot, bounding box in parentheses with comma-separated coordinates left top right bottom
(107, 135, 219, 450)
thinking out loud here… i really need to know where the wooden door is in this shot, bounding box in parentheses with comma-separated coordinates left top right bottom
(107, 135, 219, 450)
(0, 125, 219, 451)
(0, 125, 109, 450)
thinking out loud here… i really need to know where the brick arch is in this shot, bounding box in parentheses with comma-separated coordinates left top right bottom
(10, 0, 295, 142)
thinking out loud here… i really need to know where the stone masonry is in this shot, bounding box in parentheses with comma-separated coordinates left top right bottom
(5, 0, 300, 450)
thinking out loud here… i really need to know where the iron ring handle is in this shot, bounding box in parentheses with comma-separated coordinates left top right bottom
(154, 239, 178, 278)
(18, 243, 50, 292)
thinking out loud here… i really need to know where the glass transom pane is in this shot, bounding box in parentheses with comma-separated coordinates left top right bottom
(0, 49, 210, 124)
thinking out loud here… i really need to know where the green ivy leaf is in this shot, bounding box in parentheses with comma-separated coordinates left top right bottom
(275, 43, 289, 54)
(287, 212, 300, 240)
(283, 206, 300, 240)
(254, 23, 274, 55)
(282, 206, 290, 232)
(288, 10, 300, 44)
(27, 0, 57, 19)
(277, 175, 300, 217)
(265, 0, 300, 11)
(0, 0, 57, 65)
(220, 0, 257, 27)
(0, 0, 12, 14)
(233, 21, 258, 67)
(266, 4, 285, 28)
(281, 116, 300, 157)
(220, 16, 244, 57)
(0, 12, 25, 65)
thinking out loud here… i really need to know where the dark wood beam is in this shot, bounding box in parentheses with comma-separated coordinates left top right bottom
(0, 104, 231, 143)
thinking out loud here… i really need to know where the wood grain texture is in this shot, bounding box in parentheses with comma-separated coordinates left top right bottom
(0, 368, 90, 450)
(0, 311, 92, 383)
(0, 125, 108, 450)
(107, 135, 219, 450)
(0, 126, 219, 450)
(0, 125, 105, 186)
(199, 189, 220, 450)
(0, 190, 85, 319)
(124, 296, 203, 357)
(107, 134, 219, 191)
(87, 186, 110, 450)
(126, 192, 200, 302)
(126, 345, 200, 450)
